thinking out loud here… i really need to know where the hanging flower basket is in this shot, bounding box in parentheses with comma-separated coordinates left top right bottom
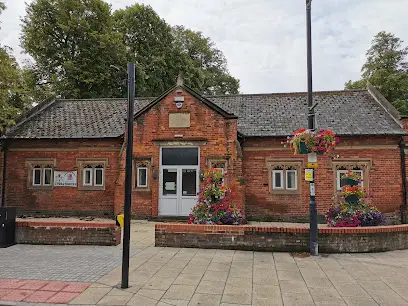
(345, 195, 359, 204)
(341, 178, 359, 187)
(283, 128, 339, 155)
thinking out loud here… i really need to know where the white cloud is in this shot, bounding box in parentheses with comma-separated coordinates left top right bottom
(1, 0, 408, 93)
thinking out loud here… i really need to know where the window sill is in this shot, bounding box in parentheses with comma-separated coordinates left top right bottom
(133, 188, 151, 192)
(270, 190, 300, 195)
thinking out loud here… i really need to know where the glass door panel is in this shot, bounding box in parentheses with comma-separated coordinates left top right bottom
(182, 169, 197, 196)
(163, 169, 178, 196)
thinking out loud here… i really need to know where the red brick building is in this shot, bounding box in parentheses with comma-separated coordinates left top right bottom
(0, 81, 407, 222)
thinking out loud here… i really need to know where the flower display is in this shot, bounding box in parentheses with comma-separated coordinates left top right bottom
(326, 172, 385, 227)
(283, 128, 339, 155)
(188, 169, 244, 225)
(340, 186, 366, 199)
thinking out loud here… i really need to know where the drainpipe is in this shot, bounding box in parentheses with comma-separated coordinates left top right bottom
(1, 147, 7, 207)
(399, 137, 407, 224)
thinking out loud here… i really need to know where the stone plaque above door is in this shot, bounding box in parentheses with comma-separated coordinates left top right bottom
(169, 113, 190, 128)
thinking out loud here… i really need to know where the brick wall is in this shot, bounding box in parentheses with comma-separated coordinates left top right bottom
(114, 88, 244, 217)
(4, 139, 121, 216)
(16, 220, 121, 246)
(243, 136, 403, 220)
(155, 223, 408, 253)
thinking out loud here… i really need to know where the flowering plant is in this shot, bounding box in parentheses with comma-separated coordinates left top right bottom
(189, 169, 245, 225)
(325, 202, 385, 227)
(341, 170, 362, 182)
(284, 128, 339, 155)
(340, 186, 366, 198)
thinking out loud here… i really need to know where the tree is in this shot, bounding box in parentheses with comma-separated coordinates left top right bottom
(345, 32, 408, 114)
(0, 47, 30, 132)
(113, 4, 177, 96)
(172, 26, 240, 95)
(113, 4, 239, 96)
(21, 0, 127, 99)
(0, 3, 32, 132)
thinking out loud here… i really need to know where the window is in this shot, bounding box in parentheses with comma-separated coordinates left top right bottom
(272, 170, 284, 189)
(272, 168, 297, 191)
(137, 167, 148, 187)
(266, 159, 302, 194)
(286, 169, 297, 190)
(77, 158, 108, 191)
(82, 165, 104, 187)
(337, 169, 363, 190)
(26, 159, 56, 189)
(134, 158, 152, 190)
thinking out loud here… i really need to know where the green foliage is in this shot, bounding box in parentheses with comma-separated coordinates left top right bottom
(113, 4, 239, 96)
(0, 47, 30, 132)
(21, 0, 127, 99)
(345, 32, 408, 115)
(172, 26, 239, 95)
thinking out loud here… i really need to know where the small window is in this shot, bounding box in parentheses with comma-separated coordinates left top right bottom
(43, 168, 53, 186)
(33, 168, 42, 186)
(286, 169, 297, 190)
(77, 160, 107, 190)
(137, 167, 148, 187)
(94, 168, 104, 186)
(83, 168, 93, 186)
(273, 170, 284, 189)
(337, 169, 363, 190)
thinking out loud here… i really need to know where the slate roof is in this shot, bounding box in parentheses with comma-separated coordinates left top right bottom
(3, 89, 405, 139)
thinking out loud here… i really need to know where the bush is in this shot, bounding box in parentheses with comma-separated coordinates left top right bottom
(188, 169, 244, 225)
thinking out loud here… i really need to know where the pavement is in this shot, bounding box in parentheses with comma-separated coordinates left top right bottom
(1, 221, 408, 305)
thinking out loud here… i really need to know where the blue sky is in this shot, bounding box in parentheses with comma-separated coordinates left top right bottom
(1, 0, 408, 94)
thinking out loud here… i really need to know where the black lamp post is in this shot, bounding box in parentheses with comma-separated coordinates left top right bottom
(121, 63, 135, 288)
(306, 0, 318, 256)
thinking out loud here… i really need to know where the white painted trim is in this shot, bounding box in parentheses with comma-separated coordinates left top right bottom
(32, 168, 42, 186)
(137, 167, 148, 188)
(94, 168, 104, 187)
(83, 168, 93, 186)
(286, 169, 297, 190)
(42, 168, 53, 186)
(272, 170, 284, 189)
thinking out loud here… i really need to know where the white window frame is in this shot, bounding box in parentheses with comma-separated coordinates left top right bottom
(336, 169, 363, 190)
(83, 168, 93, 186)
(137, 167, 148, 188)
(286, 169, 298, 190)
(32, 168, 42, 186)
(272, 170, 284, 190)
(94, 168, 104, 187)
(42, 168, 53, 186)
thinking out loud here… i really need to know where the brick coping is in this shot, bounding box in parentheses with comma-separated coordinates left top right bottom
(16, 218, 116, 229)
(155, 223, 408, 234)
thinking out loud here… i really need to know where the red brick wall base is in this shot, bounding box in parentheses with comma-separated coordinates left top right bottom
(155, 223, 408, 253)
(16, 220, 121, 246)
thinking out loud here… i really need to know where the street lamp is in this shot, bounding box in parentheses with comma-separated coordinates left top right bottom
(306, 0, 318, 256)
(121, 64, 135, 288)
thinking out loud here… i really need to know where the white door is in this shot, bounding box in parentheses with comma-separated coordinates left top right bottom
(159, 147, 199, 216)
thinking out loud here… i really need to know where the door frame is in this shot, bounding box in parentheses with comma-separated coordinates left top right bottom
(158, 146, 200, 216)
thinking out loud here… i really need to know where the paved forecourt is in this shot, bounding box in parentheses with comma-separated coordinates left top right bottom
(2, 221, 408, 305)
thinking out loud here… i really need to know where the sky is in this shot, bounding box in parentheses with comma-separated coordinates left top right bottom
(1, 0, 408, 94)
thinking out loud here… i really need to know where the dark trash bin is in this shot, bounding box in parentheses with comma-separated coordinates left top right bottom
(0, 207, 16, 248)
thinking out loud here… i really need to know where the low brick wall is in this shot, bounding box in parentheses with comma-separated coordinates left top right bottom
(16, 219, 121, 246)
(155, 223, 408, 253)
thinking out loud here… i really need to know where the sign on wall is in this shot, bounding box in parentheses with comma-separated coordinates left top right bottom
(54, 171, 77, 187)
